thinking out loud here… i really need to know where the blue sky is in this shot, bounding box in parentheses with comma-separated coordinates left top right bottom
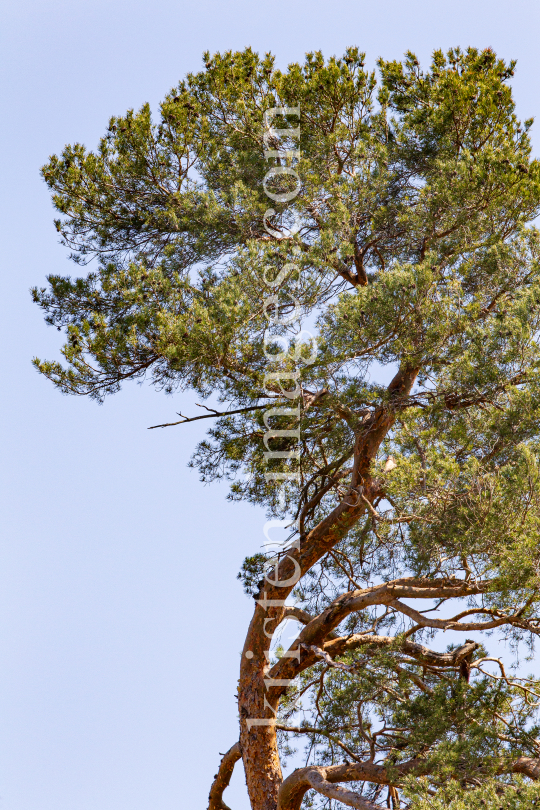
(1, 1, 540, 808)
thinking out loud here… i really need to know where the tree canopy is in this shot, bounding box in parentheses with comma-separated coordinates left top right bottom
(34, 46, 540, 810)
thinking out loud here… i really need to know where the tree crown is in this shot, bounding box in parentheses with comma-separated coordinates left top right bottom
(34, 46, 540, 809)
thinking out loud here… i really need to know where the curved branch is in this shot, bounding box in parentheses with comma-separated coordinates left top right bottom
(277, 759, 423, 810)
(277, 755, 540, 810)
(207, 742, 242, 810)
(305, 770, 380, 810)
(391, 598, 536, 635)
(323, 634, 480, 670)
(268, 577, 486, 691)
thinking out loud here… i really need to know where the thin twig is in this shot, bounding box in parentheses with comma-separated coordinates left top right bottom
(148, 403, 270, 429)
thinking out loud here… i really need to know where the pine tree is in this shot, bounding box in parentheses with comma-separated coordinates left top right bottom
(34, 46, 540, 810)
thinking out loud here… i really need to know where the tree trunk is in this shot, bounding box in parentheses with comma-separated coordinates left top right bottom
(239, 605, 283, 810)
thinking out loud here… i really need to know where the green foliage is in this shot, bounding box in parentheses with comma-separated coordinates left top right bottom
(405, 776, 540, 809)
(237, 553, 269, 596)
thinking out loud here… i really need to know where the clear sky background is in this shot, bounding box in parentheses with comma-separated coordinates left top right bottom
(1, 1, 540, 808)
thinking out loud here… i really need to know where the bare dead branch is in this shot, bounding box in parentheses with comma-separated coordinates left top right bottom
(148, 403, 270, 429)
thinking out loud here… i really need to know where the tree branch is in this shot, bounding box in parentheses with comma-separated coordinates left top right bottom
(207, 742, 242, 810)
(323, 634, 480, 671)
(148, 403, 269, 429)
(277, 759, 424, 810)
(277, 755, 540, 810)
(305, 770, 381, 810)
(268, 579, 487, 690)
(390, 599, 535, 635)
(252, 364, 420, 607)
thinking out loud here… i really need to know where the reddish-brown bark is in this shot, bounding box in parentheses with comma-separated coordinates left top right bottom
(237, 366, 420, 810)
(208, 742, 242, 810)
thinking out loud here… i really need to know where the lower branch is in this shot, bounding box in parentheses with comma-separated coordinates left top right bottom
(277, 755, 540, 810)
(208, 742, 242, 810)
(277, 760, 421, 810)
